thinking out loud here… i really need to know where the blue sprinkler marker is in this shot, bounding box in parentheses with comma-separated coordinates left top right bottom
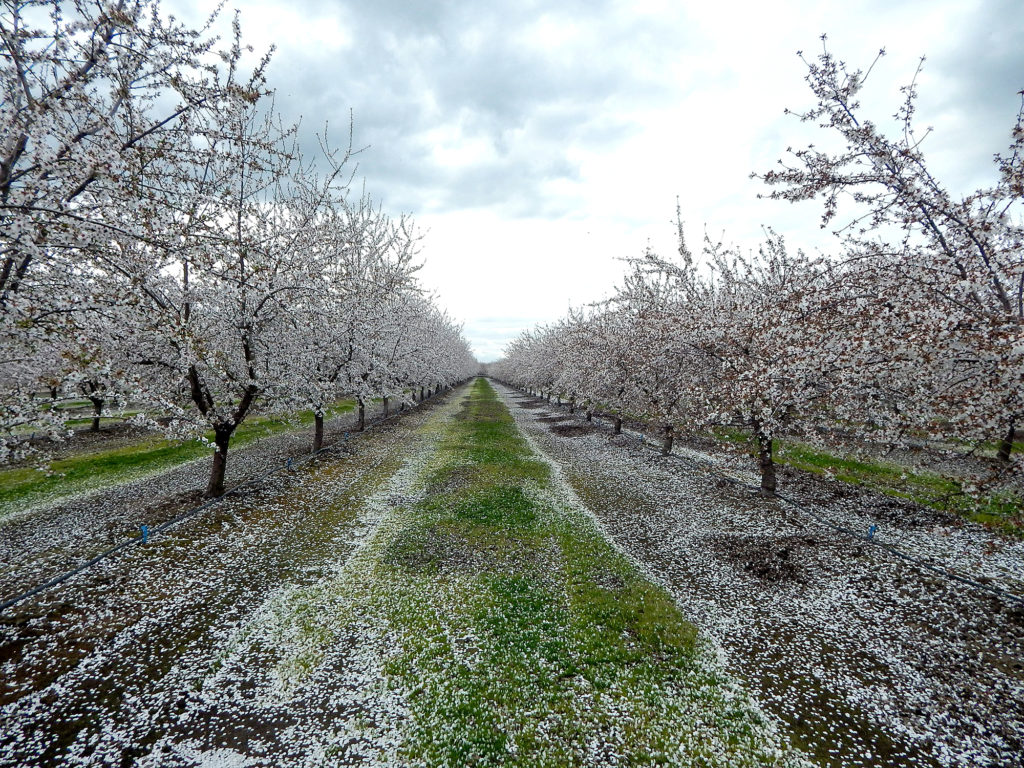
(140, 524, 149, 544)
(867, 524, 877, 540)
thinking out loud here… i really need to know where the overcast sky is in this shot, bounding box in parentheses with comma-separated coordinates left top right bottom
(175, 0, 1023, 361)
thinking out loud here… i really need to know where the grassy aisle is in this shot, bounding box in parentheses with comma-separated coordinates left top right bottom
(245, 378, 803, 766)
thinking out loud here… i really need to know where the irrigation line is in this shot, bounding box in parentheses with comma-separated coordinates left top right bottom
(0, 389, 457, 616)
(508, 387, 1024, 609)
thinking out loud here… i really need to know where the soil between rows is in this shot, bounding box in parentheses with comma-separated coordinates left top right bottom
(1, 382, 802, 767)
(0, 401, 388, 602)
(496, 385, 1024, 768)
(0, 396, 445, 767)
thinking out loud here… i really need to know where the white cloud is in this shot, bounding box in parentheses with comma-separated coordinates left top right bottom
(169, 0, 1024, 360)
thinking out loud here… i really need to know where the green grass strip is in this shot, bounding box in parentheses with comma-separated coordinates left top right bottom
(711, 428, 1022, 536)
(774, 442, 1023, 536)
(0, 401, 354, 516)
(250, 379, 801, 766)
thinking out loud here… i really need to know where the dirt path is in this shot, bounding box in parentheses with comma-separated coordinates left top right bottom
(0, 395, 446, 767)
(495, 384, 1024, 768)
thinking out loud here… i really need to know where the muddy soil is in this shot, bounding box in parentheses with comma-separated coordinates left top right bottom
(549, 423, 602, 437)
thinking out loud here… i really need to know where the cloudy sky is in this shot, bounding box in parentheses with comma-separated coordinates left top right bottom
(175, 0, 1022, 360)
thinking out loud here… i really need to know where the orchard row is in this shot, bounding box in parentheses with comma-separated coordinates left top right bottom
(492, 45, 1023, 499)
(0, 3, 477, 495)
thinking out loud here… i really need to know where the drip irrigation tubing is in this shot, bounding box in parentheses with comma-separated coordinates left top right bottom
(0, 386, 462, 616)
(505, 385, 1024, 609)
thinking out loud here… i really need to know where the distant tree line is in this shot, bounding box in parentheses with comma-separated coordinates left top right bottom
(0, 1, 477, 496)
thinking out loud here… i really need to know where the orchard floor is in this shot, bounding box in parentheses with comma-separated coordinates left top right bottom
(1, 382, 803, 768)
(0, 395, 408, 767)
(497, 383, 1024, 768)
(0, 401, 385, 602)
(0, 380, 1021, 767)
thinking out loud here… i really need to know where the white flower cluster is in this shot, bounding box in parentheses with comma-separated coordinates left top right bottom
(492, 45, 1023, 498)
(0, 2, 477, 491)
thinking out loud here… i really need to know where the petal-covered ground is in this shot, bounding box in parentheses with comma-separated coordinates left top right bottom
(0, 401, 384, 602)
(1, 382, 807, 767)
(1, 397, 410, 767)
(495, 383, 1024, 768)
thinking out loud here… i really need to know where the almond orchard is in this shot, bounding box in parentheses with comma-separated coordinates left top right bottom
(1, 7, 1022, 768)
(0, 2, 477, 495)
(492, 44, 1023, 510)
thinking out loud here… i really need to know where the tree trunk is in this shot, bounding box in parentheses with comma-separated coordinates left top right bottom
(661, 424, 674, 456)
(756, 431, 777, 496)
(204, 426, 234, 499)
(89, 397, 103, 432)
(313, 412, 324, 452)
(614, 416, 622, 434)
(357, 397, 366, 432)
(997, 420, 1016, 462)
(383, 396, 389, 417)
